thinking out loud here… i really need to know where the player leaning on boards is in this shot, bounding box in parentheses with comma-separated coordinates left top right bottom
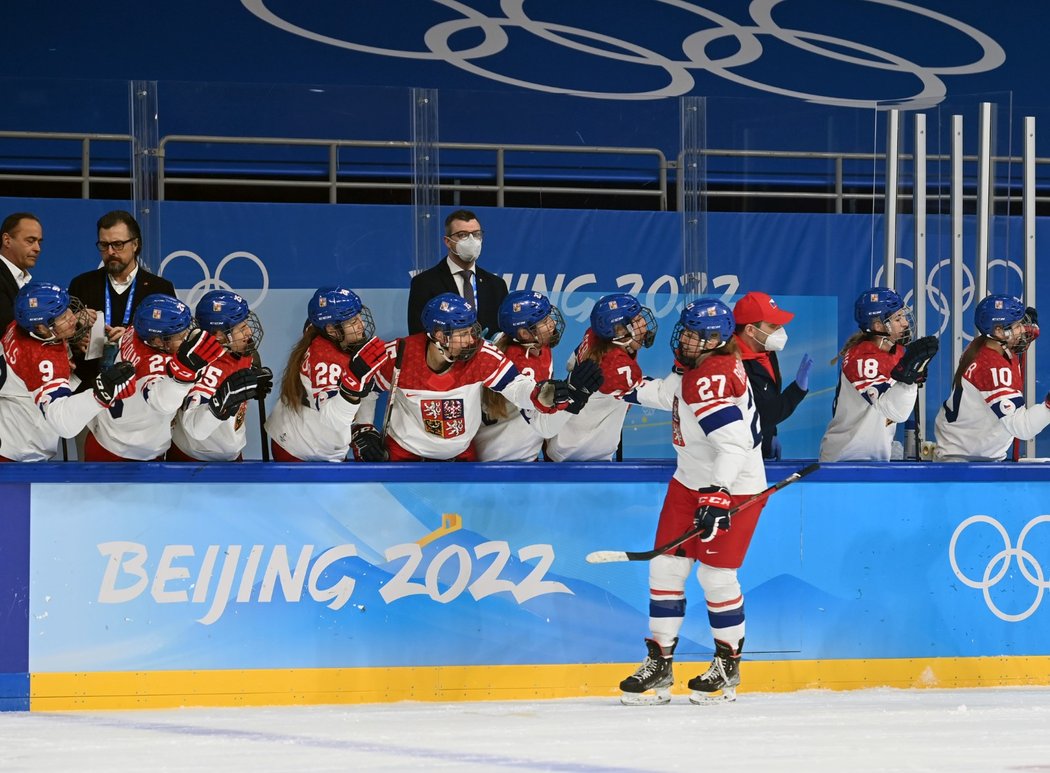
(619, 299, 769, 706)
(0, 282, 137, 461)
(351, 293, 599, 462)
(266, 287, 387, 462)
(934, 295, 1046, 461)
(819, 287, 939, 462)
(84, 294, 226, 461)
(475, 290, 595, 461)
(168, 290, 273, 462)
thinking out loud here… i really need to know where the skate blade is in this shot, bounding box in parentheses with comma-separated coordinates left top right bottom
(620, 688, 672, 706)
(688, 686, 736, 705)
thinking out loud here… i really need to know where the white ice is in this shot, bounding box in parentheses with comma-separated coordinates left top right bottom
(3, 688, 1050, 772)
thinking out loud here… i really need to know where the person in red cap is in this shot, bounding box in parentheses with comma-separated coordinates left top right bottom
(732, 291, 812, 459)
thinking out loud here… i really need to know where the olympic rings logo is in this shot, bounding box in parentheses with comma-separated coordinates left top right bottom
(241, 0, 1004, 108)
(158, 250, 270, 310)
(949, 515, 1050, 622)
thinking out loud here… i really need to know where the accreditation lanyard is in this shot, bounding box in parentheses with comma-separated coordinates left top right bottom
(104, 278, 136, 328)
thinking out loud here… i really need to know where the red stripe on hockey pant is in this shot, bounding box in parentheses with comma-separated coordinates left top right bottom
(385, 435, 478, 462)
(269, 440, 302, 462)
(83, 432, 160, 462)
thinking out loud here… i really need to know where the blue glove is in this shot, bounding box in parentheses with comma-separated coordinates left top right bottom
(768, 436, 783, 461)
(795, 353, 814, 391)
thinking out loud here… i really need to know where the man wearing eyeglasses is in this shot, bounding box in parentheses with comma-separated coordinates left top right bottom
(68, 210, 175, 400)
(406, 209, 508, 337)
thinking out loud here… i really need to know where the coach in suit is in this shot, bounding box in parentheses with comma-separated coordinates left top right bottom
(407, 209, 508, 336)
(68, 210, 176, 390)
(0, 212, 43, 330)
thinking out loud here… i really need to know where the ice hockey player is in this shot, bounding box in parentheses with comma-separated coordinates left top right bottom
(545, 292, 675, 461)
(265, 286, 387, 462)
(619, 299, 767, 705)
(820, 287, 939, 461)
(0, 281, 136, 461)
(168, 290, 272, 461)
(85, 293, 225, 461)
(934, 295, 1045, 461)
(351, 293, 599, 461)
(475, 290, 602, 461)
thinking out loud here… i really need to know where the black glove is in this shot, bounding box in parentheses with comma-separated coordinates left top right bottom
(694, 485, 732, 542)
(93, 361, 137, 406)
(1026, 307, 1038, 326)
(565, 359, 604, 415)
(350, 424, 388, 462)
(339, 336, 387, 403)
(168, 329, 225, 383)
(891, 335, 939, 385)
(208, 367, 272, 420)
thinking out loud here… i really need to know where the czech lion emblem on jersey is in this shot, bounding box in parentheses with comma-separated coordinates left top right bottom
(421, 398, 467, 438)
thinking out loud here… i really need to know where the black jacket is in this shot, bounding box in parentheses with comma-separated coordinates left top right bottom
(740, 348, 807, 460)
(0, 261, 20, 332)
(68, 266, 176, 389)
(407, 258, 508, 337)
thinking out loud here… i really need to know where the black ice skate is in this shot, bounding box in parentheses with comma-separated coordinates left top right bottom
(619, 638, 677, 706)
(688, 638, 742, 704)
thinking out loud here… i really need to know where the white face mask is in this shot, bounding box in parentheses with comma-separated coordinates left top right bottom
(757, 326, 788, 352)
(452, 235, 482, 263)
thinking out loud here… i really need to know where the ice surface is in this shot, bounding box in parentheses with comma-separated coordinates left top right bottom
(2, 687, 1050, 772)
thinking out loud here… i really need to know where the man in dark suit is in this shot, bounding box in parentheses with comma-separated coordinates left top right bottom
(69, 210, 176, 391)
(0, 212, 43, 331)
(407, 209, 508, 336)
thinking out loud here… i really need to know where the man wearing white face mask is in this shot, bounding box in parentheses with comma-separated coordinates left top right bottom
(407, 209, 509, 337)
(732, 291, 812, 460)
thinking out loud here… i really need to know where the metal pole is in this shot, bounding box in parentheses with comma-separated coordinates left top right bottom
(411, 88, 441, 276)
(1023, 115, 1037, 459)
(951, 115, 965, 369)
(884, 109, 900, 288)
(913, 113, 928, 445)
(975, 102, 993, 301)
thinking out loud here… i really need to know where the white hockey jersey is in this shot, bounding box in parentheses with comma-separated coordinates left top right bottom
(88, 329, 196, 460)
(171, 352, 255, 461)
(0, 321, 106, 461)
(819, 339, 917, 462)
(934, 346, 1050, 461)
(356, 333, 554, 461)
(544, 329, 674, 462)
(474, 342, 570, 462)
(672, 352, 766, 494)
(265, 334, 361, 462)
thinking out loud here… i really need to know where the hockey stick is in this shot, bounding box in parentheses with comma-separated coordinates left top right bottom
(379, 339, 406, 444)
(252, 350, 270, 462)
(585, 462, 820, 564)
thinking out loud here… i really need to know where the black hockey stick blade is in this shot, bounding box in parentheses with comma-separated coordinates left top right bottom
(585, 462, 820, 564)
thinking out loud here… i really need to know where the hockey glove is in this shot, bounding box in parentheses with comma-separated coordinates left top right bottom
(1027, 307, 1039, 326)
(695, 485, 732, 542)
(339, 336, 388, 403)
(209, 367, 273, 420)
(350, 424, 388, 462)
(169, 329, 225, 383)
(565, 359, 604, 414)
(890, 335, 939, 385)
(93, 361, 137, 407)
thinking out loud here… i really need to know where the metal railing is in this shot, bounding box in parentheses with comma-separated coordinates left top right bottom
(4, 129, 1050, 212)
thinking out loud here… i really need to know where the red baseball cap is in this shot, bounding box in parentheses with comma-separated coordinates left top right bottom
(733, 291, 795, 325)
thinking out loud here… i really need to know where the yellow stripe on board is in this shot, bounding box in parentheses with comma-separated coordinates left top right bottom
(31, 656, 1050, 711)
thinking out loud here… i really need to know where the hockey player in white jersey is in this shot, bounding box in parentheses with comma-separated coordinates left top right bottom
(619, 299, 767, 705)
(265, 287, 387, 462)
(352, 293, 593, 462)
(85, 294, 226, 461)
(475, 290, 602, 461)
(0, 282, 136, 461)
(169, 290, 272, 461)
(819, 287, 939, 462)
(545, 292, 673, 461)
(934, 295, 1045, 461)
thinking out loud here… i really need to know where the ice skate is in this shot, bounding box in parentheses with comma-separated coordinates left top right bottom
(619, 638, 676, 705)
(688, 638, 741, 705)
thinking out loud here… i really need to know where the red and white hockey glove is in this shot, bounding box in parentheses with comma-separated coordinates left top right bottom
(339, 336, 388, 403)
(695, 485, 732, 542)
(92, 361, 137, 406)
(168, 329, 225, 383)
